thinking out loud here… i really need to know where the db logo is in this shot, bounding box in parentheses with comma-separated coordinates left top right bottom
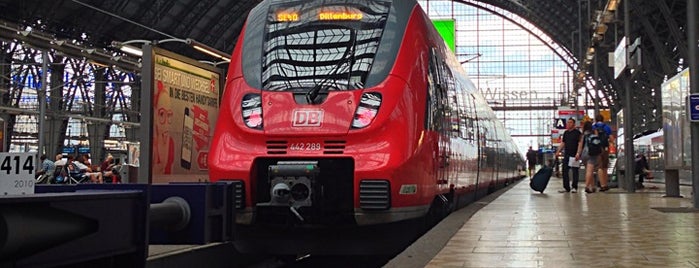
(292, 110, 323, 127)
(197, 151, 208, 170)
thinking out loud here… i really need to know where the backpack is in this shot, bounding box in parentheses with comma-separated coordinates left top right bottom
(587, 134, 602, 156)
(597, 129, 609, 147)
(595, 123, 610, 147)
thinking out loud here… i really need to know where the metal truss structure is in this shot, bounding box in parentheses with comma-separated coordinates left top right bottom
(0, 39, 140, 160)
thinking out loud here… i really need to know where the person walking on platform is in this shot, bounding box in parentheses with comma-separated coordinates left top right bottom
(526, 146, 537, 177)
(555, 118, 582, 193)
(576, 121, 598, 193)
(593, 114, 612, 191)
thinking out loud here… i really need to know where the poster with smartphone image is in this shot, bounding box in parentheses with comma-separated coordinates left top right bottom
(181, 107, 194, 170)
(151, 49, 221, 183)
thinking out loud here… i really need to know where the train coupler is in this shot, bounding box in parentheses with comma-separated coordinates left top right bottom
(259, 161, 319, 210)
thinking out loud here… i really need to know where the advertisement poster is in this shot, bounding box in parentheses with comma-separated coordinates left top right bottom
(557, 108, 584, 125)
(127, 143, 140, 166)
(152, 53, 220, 183)
(661, 68, 690, 168)
(552, 108, 583, 146)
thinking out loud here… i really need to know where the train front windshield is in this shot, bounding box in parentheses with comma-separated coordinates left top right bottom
(262, 1, 390, 92)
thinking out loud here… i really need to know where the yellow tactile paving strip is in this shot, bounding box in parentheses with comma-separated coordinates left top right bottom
(427, 179, 699, 268)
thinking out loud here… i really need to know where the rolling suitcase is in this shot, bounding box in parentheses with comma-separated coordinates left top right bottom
(530, 166, 553, 193)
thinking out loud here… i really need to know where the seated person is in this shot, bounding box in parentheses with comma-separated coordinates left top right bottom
(100, 154, 119, 183)
(79, 154, 93, 168)
(634, 153, 650, 188)
(36, 154, 56, 180)
(69, 155, 103, 183)
(54, 153, 67, 167)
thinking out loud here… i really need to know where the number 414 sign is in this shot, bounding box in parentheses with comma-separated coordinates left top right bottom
(0, 152, 35, 195)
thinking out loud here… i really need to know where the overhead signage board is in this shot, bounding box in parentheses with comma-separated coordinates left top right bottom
(614, 36, 627, 79)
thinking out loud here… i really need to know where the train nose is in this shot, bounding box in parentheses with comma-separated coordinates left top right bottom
(262, 91, 360, 135)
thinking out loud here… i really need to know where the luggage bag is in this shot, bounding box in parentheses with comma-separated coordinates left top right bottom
(530, 166, 553, 193)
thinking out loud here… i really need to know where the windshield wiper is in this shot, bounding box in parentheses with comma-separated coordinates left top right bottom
(305, 29, 357, 104)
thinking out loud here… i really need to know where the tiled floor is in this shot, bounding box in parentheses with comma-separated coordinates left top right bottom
(427, 178, 699, 268)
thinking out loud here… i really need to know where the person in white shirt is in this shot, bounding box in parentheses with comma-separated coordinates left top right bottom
(69, 155, 103, 183)
(54, 153, 67, 166)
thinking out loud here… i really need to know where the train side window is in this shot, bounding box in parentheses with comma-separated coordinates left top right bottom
(429, 48, 442, 85)
(427, 48, 442, 131)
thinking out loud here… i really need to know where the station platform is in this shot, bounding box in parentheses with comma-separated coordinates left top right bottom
(388, 177, 698, 268)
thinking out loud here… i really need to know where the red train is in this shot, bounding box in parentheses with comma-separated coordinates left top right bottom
(209, 0, 524, 255)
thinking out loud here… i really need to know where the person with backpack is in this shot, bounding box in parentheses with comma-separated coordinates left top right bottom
(592, 114, 612, 192)
(575, 121, 600, 193)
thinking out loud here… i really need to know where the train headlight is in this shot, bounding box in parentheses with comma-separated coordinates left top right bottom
(352, 92, 381, 129)
(242, 93, 263, 129)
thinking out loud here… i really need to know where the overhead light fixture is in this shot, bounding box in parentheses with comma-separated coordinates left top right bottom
(606, 0, 619, 11)
(119, 44, 143, 57)
(111, 38, 230, 62)
(595, 24, 608, 35)
(186, 38, 230, 62)
(601, 11, 615, 23)
(18, 30, 31, 37)
(593, 33, 604, 42)
(111, 40, 150, 57)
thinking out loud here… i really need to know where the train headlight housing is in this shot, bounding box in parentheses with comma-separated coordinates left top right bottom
(352, 92, 381, 129)
(242, 93, 263, 129)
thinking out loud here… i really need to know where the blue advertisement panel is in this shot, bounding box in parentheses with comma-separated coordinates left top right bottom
(689, 93, 699, 122)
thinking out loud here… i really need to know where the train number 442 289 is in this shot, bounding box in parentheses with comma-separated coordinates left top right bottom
(289, 143, 322, 151)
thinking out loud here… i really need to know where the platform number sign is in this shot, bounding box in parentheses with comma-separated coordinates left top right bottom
(0, 153, 35, 195)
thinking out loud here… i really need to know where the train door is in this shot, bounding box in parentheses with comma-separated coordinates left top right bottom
(426, 49, 439, 184)
(427, 48, 449, 185)
(491, 120, 500, 186)
(455, 90, 479, 190)
(436, 57, 452, 185)
(468, 93, 482, 196)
